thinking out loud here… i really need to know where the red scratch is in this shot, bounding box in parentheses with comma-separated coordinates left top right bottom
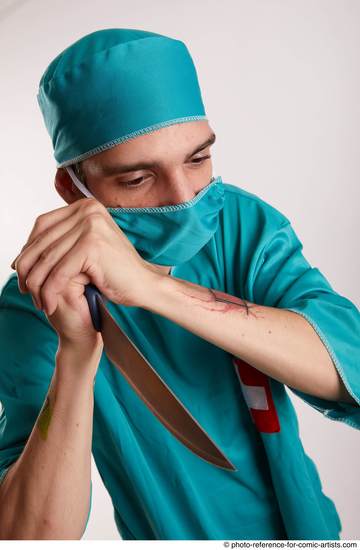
(178, 283, 260, 318)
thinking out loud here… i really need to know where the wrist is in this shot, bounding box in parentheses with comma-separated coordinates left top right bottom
(134, 268, 174, 312)
(57, 335, 103, 371)
(53, 356, 97, 389)
(129, 266, 168, 309)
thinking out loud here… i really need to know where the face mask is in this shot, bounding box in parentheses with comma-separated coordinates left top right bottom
(65, 167, 225, 266)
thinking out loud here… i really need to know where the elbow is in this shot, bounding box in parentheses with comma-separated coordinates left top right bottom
(337, 378, 359, 406)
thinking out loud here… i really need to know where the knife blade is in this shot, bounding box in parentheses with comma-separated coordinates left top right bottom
(84, 283, 236, 471)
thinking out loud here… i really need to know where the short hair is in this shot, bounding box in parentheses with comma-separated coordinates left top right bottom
(72, 161, 86, 184)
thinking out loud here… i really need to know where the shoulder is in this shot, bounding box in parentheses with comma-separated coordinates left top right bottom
(219, 180, 292, 253)
(222, 180, 291, 230)
(214, 180, 300, 298)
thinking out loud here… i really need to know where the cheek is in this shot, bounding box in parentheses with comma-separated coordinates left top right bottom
(88, 181, 125, 207)
(112, 182, 158, 208)
(193, 163, 213, 193)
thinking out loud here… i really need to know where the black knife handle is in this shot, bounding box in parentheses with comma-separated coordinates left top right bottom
(84, 283, 102, 332)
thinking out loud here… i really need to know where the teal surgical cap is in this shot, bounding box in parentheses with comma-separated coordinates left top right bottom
(37, 28, 208, 167)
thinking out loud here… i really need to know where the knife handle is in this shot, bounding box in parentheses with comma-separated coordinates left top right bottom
(84, 283, 102, 332)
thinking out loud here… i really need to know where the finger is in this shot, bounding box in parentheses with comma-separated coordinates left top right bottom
(11, 204, 77, 269)
(40, 238, 99, 316)
(24, 224, 84, 309)
(11, 198, 93, 268)
(14, 200, 103, 292)
(25, 203, 78, 246)
(14, 208, 87, 293)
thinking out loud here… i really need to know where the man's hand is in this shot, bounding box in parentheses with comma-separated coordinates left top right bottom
(11, 198, 158, 318)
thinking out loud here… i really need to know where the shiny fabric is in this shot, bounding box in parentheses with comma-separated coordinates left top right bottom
(1, 181, 359, 540)
(36, 28, 207, 167)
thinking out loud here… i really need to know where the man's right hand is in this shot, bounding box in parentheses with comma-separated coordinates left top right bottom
(45, 272, 103, 365)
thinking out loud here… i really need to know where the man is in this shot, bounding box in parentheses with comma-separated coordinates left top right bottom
(0, 28, 359, 540)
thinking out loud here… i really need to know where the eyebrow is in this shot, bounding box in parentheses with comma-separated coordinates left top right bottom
(99, 132, 217, 177)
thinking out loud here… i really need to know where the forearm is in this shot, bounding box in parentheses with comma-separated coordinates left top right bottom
(140, 274, 356, 404)
(0, 343, 100, 540)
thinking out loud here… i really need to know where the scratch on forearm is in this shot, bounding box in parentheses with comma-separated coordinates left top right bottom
(209, 289, 257, 316)
(177, 281, 261, 318)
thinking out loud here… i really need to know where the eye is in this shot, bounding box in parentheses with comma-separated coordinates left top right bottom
(119, 176, 149, 188)
(190, 155, 211, 165)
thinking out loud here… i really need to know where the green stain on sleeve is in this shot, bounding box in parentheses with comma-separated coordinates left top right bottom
(38, 396, 53, 440)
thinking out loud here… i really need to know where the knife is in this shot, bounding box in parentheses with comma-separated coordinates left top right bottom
(84, 283, 236, 471)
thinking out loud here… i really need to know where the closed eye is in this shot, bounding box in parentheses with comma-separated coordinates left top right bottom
(119, 155, 212, 188)
(120, 176, 149, 188)
(190, 155, 211, 164)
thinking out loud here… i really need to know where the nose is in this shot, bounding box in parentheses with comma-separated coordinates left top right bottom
(160, 174, 197, 206)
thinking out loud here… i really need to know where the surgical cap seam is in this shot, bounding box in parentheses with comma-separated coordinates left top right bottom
(56, 115, 208, 168)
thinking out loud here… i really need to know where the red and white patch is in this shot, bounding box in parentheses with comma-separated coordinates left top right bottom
(232, 357, 280, 433)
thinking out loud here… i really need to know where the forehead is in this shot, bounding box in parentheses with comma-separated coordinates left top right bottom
(84, 120, 213, 169)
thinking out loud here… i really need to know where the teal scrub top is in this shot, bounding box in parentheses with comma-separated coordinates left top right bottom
(1, 182, 359, 540)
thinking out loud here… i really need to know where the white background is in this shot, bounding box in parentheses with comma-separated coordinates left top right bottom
(0, 0, 359, 540)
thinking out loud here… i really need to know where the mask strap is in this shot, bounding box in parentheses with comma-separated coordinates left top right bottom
(65, 166, 96, 199)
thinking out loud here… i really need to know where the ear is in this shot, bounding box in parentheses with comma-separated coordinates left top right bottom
(54, 168, 85, 204)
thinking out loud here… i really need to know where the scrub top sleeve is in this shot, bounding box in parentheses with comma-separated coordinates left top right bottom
(0, 274, 59, 483)
(249, 220, 360, 430)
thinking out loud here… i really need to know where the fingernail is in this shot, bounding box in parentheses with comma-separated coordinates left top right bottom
(11, 254, 19, 269)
